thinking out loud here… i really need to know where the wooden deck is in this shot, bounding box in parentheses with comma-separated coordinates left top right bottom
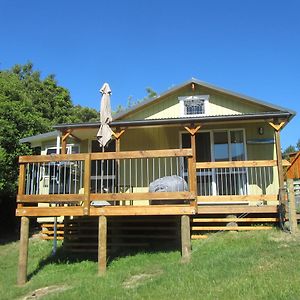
(15, 147, 286, 285)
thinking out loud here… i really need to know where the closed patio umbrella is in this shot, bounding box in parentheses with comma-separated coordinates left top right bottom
(97, 83, 113, 194)
(97, 83, 113, 148)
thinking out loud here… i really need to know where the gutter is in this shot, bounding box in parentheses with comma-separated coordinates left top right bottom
(53, 112, 294, 131)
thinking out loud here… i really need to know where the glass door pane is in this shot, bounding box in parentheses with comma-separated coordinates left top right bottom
(214, 131, 229, 161)
(230, 130, 245, 161)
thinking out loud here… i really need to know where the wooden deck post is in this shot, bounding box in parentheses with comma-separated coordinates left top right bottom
(98, 215, 107, 276)
(185, 125, 201, 212)
(83, 154, 91, 215)
(17, 216, 29, 285)
(181, 215, 191, 263)
(268, 121, 287, 221)
(113, 128, 125, 204)
(287, 179, 298, 234)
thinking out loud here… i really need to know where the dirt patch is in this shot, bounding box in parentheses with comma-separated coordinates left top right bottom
(21, 285, 71, 300)
(123, 270, 163, 289)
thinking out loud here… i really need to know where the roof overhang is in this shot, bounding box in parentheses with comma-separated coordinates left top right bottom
(53, 111, 293, 131)
(19, 130, 61, 147)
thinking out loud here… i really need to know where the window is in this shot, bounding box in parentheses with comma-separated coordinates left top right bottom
(179, 95, 209, 117)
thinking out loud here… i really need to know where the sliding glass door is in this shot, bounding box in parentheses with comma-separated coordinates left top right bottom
(182, 129, 247, 196)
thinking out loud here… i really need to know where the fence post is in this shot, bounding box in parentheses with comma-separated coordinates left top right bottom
(17, 216, 29, 285)
(287, 179, 298, 234)
(83, 154, 91, 215)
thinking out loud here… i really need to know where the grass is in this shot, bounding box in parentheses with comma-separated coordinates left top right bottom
(1, 229, 300, 300)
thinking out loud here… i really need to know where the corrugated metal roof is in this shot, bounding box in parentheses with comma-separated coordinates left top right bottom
(53, 111, 293, 131)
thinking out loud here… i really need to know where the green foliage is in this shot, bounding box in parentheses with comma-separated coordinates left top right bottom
(282, 138, 300, 159)
(114, 87, 157, 115)
(1, 229, 300, 299)
(0, 63, 99, 228)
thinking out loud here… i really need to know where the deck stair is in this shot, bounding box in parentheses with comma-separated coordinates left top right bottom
(191, 207, 279, 238)
(40, 223, 64, 240)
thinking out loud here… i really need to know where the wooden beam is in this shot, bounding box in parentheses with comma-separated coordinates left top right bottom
(90, 191, 195, 201)
(83, 154, 91, 215)
(196, 160, 278, 168)
(17, 164, 26, 209)
(197, 194, 278, 202)
(184, 125, 201, 136)
(16, 205, 196, 217)
(17, 194, 85, 203)
(61, 130, 72, 154)
(17, 216, 29, 285)
(181, 215, 191, 263)
(112, 129, 125, 140)
(18, 148, 193, 163)
(196, 205, 278, 214)
(192, 217, 278, 223)
(19, 153, 86, 163)
(287, 179, 298, 234)
(192, 226, 272, 231)
(268, 121, 286, 132)
(98, 216, 107, 276)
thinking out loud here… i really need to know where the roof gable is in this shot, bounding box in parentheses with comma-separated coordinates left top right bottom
(114, 78, 295, 121)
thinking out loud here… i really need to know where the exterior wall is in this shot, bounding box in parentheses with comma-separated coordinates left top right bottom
(120, 123, 279, 205)
(124, 85, 273, 120)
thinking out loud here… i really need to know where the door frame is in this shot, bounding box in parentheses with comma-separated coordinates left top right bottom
(179, 128, 248, 196)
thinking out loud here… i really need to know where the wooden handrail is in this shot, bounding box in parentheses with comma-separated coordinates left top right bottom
(19, 148, 193, 164)
(196, 160, 278, 169)
(16, 148, 195, 215)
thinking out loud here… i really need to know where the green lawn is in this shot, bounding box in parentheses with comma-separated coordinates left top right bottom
(1, 229, 300, 300)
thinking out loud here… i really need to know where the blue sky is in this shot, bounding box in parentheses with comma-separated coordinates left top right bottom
(0, 0, 299, 149)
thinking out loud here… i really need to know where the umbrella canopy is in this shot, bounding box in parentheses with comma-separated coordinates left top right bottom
(97, 83, 113, 148)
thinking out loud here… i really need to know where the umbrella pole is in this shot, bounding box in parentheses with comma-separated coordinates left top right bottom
(101, 146, 104, 193)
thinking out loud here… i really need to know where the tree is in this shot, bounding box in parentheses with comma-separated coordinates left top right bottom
(0, 63, 99, 230)
(282, 145, 296, 159)
(114, 87, 157, 115)
(297, 139, 300, 151)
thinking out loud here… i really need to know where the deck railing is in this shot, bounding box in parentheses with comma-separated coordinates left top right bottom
(196, 160, 279, 204)
(16, 151, 281, 216)
(17, 149, 196, 216)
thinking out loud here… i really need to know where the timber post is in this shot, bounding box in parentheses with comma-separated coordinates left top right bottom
(113, 128, 125, 204)
(287, 179, 298, 234)
(268, 121, 286, 218)
(185, 125, 201, 212)
(98, 215, 107, 276)
(181, 215, 191, 263)
(17, 216, 30, 285)
(61, 130, 71, 154)
(83, 154, 91, 215)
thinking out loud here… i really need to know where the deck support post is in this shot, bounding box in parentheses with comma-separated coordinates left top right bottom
(287, 179, 298, 234)
(268, 121, 286, 220)
(98, 215, 107, 276)
(185, 125, 201, 212)
(181, 215, 191, 263)
(17, 216, 29, 285)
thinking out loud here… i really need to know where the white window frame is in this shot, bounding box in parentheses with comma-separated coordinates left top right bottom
(45, 144, 80, 155)
(179, 95, 209, 117)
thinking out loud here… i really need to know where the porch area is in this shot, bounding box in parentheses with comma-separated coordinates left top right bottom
(16, 149, 281, 218)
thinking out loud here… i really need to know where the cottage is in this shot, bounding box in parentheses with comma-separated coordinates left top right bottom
(16, 78, 295, 284)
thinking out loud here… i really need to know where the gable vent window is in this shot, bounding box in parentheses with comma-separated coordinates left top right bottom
(179, 95, 209, 117)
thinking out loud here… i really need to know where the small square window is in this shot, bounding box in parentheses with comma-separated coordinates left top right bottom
(184, 99, 205, 115)
(179, 95, 209, 117)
